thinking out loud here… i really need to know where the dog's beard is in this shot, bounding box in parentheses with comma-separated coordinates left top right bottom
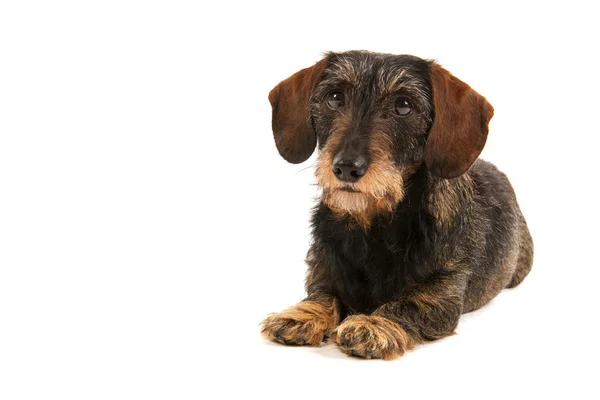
(315, 151, 408, 226)
(322, 190, 372, 213)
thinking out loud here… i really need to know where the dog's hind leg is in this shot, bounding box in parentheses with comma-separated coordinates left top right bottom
(506, 213, 534, 288)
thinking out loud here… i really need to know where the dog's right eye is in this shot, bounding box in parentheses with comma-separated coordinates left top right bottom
(326, 91, 345, 109)
(394, 97, 413, 116)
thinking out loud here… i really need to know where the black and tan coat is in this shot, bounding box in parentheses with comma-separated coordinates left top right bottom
(261, 51, 533, 360)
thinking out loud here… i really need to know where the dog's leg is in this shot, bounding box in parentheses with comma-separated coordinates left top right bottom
(333, 270, 467, 360)
(261, 295, 340, 346)
(507, 213, 534, 288)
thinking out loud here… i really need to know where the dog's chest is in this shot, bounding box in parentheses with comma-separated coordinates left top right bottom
(321, 225, 414, 314)
(312, 202, 433, 314)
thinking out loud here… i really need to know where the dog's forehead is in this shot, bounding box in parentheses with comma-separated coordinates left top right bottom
(325, 51, 429, 88)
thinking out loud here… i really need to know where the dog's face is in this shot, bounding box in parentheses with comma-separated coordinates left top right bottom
(269, 51, 493, 222)
(310, 52, 433, 217)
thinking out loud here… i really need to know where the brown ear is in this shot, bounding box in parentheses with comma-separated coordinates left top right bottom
(268, 58, 326, 163)
(424, 63, 494, 179)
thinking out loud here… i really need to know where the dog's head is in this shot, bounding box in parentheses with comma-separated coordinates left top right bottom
(269, 51, 493, 220)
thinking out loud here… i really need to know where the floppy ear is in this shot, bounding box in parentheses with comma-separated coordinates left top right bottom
(424, 63, 494, 179)
(268, 58, 326, 163)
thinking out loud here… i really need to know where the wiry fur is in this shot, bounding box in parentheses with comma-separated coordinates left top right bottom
(314, 113, 409, 228)
(331, 314, 415, 360)
(261, 296, 340, 346)
(261, 51, 534, 360)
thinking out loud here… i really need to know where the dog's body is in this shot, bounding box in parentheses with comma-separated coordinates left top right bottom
(261, 51, 533, 359)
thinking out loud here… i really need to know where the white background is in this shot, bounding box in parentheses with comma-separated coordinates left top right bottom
(1, 1, 599, 399)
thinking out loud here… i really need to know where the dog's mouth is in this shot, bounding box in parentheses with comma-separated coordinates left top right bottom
(338, 186, 360, 193)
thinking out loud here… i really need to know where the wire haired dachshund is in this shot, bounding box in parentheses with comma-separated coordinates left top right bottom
(261, 51, 534, 360)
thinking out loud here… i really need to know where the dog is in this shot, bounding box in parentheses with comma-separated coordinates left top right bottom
(260, 51, 533, 360)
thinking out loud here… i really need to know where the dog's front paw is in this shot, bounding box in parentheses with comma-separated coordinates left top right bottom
(332, 315, 414, 360)
(261, 300, 338, 346)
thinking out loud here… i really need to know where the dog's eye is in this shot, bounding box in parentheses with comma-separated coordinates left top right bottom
(326, 91, 345, 109)
(394, 97, 412, 116)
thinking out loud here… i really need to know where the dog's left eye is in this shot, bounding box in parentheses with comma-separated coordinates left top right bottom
(394, 97, 412, 116)
(326, 91, 345, 109)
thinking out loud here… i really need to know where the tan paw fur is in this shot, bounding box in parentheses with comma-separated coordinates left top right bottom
(331, 315, 414, 360)
(261, 300, 339, 346)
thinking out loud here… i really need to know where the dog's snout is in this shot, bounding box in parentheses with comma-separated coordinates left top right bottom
(332, 154, 368, 183)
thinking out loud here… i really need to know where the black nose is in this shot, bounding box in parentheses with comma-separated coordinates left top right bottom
(332, 155, 368, 183)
